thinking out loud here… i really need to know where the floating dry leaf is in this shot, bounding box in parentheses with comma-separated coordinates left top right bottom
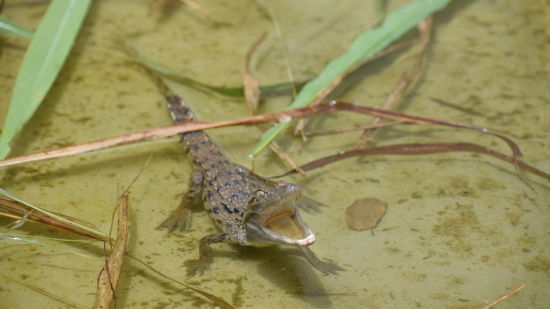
(345, 197, 387, 231)
(93, 192, 129, 309)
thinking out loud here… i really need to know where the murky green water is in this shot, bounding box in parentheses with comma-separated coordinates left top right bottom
(1, 0, 549, 308)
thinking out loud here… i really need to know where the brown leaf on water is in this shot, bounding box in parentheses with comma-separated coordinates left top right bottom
(92, 192, 129, 309)
(345, 198, 387, 231)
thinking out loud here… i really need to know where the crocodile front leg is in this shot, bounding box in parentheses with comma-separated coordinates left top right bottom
(185, 232, 231, 275)
(159, 170, 203, 231)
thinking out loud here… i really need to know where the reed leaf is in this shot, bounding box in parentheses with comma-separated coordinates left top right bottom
(0, 16, 33, 37)
(0, 188, 108, 242)
(250, 0, 452, 157)
(130, 50, 300, 97)
(0, 0, 92, 159)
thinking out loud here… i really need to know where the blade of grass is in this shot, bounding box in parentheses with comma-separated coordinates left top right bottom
(256, 0, 298, 98)
(0, 188, 109, 241)
(0, 16, 33, 37)
(0, 232, 92, 258)
(1, 274, 87, 309)
(129, 49, 302, 97)
(250, 0, 452, 157)
(0, 0, 91, 159)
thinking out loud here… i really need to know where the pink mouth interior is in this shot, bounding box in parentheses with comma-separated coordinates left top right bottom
(264, 210, 306, 240)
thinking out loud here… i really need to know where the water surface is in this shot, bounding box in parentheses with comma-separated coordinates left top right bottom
(0, 0, 548, 308)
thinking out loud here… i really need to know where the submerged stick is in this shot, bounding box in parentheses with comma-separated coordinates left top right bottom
(481, 284, 525, 309)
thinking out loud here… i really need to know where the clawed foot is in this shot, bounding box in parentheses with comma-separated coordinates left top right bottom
(299, 246, 345, 275)
(313, 259, 345, 275)
(158, 207, 192, 232)
(184, 258, 210, 276)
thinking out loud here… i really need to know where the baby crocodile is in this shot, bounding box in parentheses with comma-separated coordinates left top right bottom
(159, 89, 342, 275)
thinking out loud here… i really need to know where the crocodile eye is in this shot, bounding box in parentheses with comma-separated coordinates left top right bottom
(254, 190, 266, 201)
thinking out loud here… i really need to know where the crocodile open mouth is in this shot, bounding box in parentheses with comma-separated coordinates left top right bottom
(244, 181, 316, 247)
(246, 207, 316, 246)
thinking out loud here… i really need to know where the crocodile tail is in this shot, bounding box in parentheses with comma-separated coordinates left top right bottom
(164, 91, 196, 122)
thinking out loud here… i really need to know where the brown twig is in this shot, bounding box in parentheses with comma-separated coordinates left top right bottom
(93, 191, 130, 309)
(264, 135, 306, 175)
(0, 198, 109, 242)
(0, 198, 236, 308)
(355, 17, 432, 149)
(179, 0, 210, 17)
(293, 34, 418, 137)
(481, 284, 525, 309)
(304, 121, 401, 137)
(278, 142, 549, 181)
(242, 33, 305, 174)
(0, 101, 527, 169)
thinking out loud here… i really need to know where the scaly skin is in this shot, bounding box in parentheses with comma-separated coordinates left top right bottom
(159, 90, 343, 275)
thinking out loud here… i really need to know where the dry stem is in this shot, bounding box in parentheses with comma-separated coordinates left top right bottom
(481, 284, 525, 309)
(354, 17, 432, 149)
(242, 33, 304, 173)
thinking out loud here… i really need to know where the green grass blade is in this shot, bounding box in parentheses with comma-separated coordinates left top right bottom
(250, 0, 452, 157)
(130, 50, 302, 97)
(0, 16, 33, 38)
(0, 0, 92, 159)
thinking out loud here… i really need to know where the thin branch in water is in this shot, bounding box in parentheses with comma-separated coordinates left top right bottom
(480, 284, 525, 309)
(0, 274, 86, 309)
(430, 97, 485, 117)
(0, 189, 110, 241)
(0, 198, 108, 242)
(355, 17, 432, 149)
(304, 121, 401, 137)
(0, 188, 234, 307)
(0, 101, 526, 168)
(278, 142, 550, 181)
(241, 33, 304, 174)
(293, 33, 418, 138)
(264, 135, 306, 176)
